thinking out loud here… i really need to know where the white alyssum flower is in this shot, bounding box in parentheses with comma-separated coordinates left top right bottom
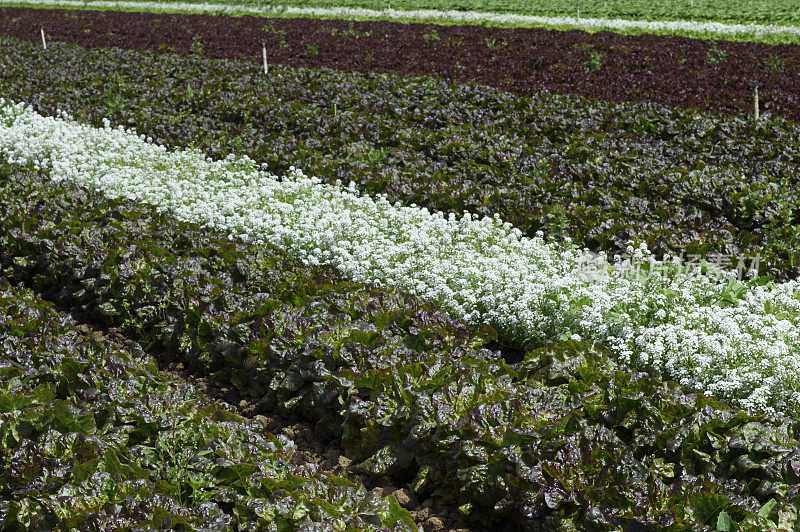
(3, 100, 800, 416)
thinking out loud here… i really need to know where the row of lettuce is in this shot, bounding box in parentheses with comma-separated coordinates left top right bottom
(6, 7, 800, 118)
(2, 36, 800, 280)
(2, 157, 800, 529)
(0, 261, 415, 528)
(4, 99, 800, 419)
(5, 34, 800, 529)
(17, 0, 800, 27)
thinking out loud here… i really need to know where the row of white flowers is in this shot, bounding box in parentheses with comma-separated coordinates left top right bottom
(2, 100, 800, 416)
(4, 0, 800, 38)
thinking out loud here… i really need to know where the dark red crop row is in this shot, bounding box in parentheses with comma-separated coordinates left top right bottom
(2, 7, 800, 121)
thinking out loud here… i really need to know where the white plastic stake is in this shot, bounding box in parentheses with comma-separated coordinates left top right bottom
(262, 42, 268, 74)
(40, 27, 47, 50)
(754, 85, 760, 120)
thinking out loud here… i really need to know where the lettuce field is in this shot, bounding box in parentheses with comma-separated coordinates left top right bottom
(5, 0, 800, 34)
(152, 0, 800, 27)
(3, 5, 800, 532)
(179, 0, 800, 27)
(4, 8, 800, 118)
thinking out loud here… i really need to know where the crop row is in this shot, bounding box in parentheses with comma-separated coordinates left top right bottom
(3, 8, 800, 119)
(140, 0, 800, 27)
(0, 156, 525, 528)
(7, 0, 800, 44)
(6, 97, 800, 414)
(4, 157, 800, 530)
(5, 36, 800, 279)
(0, 274, 415, 529)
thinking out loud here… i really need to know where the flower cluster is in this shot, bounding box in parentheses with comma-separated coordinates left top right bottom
(3, 99, 800, 415)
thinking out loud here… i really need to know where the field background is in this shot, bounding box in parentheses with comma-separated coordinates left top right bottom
(3, 0, 800, 43)
(168, 0, 800, 26)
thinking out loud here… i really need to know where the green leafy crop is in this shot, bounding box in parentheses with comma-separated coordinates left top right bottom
(2, 162, 800, 529)
(2, 37, 798, 279)
(0, 276, 415, 530)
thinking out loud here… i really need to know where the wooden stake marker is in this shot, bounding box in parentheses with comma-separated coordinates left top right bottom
(40, 27, 47, 50)
(261, 41, 268, 74)
(751, 81, 762, 121)
(754, 85, 760, 120)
